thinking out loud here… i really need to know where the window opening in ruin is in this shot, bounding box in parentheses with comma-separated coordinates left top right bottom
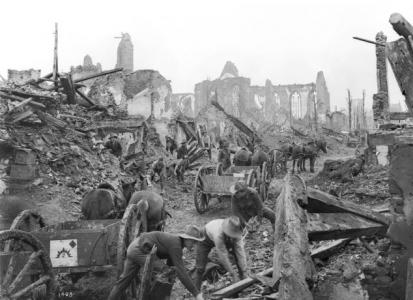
(274, 93, 281, 107)
(291, 92, 302, 119)
(232, 85, 240, 117)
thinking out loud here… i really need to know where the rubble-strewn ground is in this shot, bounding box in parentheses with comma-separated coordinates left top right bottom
(2, 133, 397, 299)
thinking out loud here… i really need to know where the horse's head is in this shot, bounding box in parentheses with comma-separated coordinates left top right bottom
(317, 139, 327, 154)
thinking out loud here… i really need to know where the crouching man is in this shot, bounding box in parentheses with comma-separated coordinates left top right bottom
(230, 181, 275, 229)
(108, 228, 205, 300)
(194, 216, 248, 289)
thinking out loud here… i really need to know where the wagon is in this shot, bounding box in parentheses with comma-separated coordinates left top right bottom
(215, 162, 270, 201)
(0, 205, 145, 300)
(193, 164, 259, 214)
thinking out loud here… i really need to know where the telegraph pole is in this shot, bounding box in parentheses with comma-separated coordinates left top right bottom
(347, 89, 352, 132)
(52, 23, 59, 88)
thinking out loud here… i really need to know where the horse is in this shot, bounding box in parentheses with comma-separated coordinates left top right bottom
(300, 139, 327, 173)
(251, 147, 268, 169)
(81, 179, 137, 220)
(129, 190, 171, 237)
(233, 148, 252, 166)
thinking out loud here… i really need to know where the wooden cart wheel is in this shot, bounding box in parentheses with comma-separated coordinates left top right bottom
(10, 210, 46, 232)
(116, 204, 140, 299)
(215, 163, 223, 176)
(193, 166, 210, 214)
(261, 162, 268, 183)
(246, 169, 258, 189)
(0, 230, 56, 300)
(137, 245, 157, 300)
(116, 204, 139, 276)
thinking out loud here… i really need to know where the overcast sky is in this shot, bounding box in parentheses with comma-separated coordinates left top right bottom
(1, 0, 412, 111)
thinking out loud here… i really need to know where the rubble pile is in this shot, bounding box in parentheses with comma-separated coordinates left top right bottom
(0, 81, 150, 194)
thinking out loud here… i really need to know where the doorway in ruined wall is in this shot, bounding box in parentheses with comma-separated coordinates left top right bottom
(291, 91, 302, 119)
(232, 85, 240, 117)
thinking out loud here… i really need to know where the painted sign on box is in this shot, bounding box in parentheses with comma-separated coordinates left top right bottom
(50, 239, 78, 267)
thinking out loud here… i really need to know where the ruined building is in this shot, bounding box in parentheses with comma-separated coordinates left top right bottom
(7, 69, 41, 85)
(194, 61, 331, 137)
(116, 33, 134, 72)
(70, 55, 102, 81)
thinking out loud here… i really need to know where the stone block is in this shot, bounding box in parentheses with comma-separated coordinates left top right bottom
(14, 148, 36, 165)
(9, 164, 36, 180)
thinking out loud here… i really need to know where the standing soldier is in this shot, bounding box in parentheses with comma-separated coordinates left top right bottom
(177, 140, 188, 159)
(105, 134, 123, 158)
(150, 157, 167, 193)
(202, 132, 212, 160)
(108, 227, 205, 300)
(193, 216, 248, 289)
(217, 139, 231, 171)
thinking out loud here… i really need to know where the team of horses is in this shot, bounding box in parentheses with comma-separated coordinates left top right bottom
(231, 138, 327, 176)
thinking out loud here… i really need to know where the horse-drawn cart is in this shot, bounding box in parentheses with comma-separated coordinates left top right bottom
(216, 162, 270, 201)
(193, 164, 261, 214)
(0, 205, 143, 300)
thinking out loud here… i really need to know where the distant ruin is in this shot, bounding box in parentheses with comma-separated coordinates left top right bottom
(116, 33, 134, 72)
(194, 61, 331, 137)
(7, 69, 41, 85)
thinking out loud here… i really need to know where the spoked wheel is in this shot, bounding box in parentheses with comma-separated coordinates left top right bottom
(246, 169, 258, 189)
(260, 163, 268, 201)
(137, 245, 157, 300)
(10, 210, 46, 232)
(215, 163, 223, 176)
(194, 166, 210, 214)
(0, 230, 56, 300)
(116, 204, 139, 299)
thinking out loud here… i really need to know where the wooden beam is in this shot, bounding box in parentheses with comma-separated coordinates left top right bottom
(272, 174, 314, 299)
(60, 74, 76, 104)
(73, 67, 123, 83)
(75, 89, 95, 106)
(0, 88, 55, 101)
(387, 38, 413, 113)
(306, 187, 390, 226)
(211, 237, 351, 299)
(0, 92, 46, 109)
(7, 110, 34, 123)
(406, 258, 413, 300)
(389, 13, 413, 40)
(307, 213, 385, 241)
(52, 23, 59, 88)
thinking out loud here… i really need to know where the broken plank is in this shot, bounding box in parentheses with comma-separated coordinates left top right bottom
(8, 110, 34, 123)
(306, 187, 390, 226)
(0, 92, 46, 109)
(310, 239, 350, 260)
(211, 238, 349, 299)
(210, 268, 273, 300)
(307, 213, 385, 241)
(0, 88, 55, 101)
(36, 111, 68, 129)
